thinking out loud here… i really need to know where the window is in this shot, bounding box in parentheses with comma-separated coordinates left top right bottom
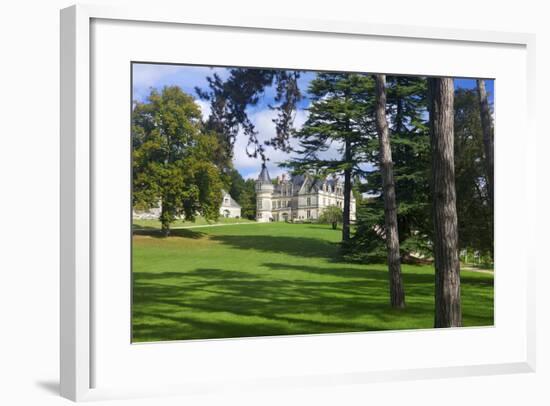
(306, 210, 311, 219)
(307, 197, 311, 206)
(258, 200, 262, 209)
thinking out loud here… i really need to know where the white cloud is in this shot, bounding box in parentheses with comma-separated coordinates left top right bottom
(231, 106, 346, 180)
(194, 99, 211, 121)
(232, 108, 300, 180)
(293, 108, 309, 130)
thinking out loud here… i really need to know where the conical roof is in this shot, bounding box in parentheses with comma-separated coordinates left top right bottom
(257, 164, 271, 183)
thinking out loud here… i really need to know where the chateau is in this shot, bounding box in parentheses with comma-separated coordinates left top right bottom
(255, 164, 356, 223)
(133, 189, 241, 220)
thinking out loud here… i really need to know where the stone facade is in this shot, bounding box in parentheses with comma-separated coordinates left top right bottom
(133, 190, 241, 220)
(219, 190, 241, 218)
(255, 164, 356, 223)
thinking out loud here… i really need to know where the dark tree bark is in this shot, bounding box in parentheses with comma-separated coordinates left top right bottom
(160, 204, 171, 237)
(476, 79, 494, 204)
(374, 74, 406, 309)
(342, 136, 352, 242)
(428, 77, 462, 328)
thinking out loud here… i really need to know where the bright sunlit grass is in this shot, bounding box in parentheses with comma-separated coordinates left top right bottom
(132, 222, 494, 342)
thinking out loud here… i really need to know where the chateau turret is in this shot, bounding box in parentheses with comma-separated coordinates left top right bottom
(255, 164, 274, 222)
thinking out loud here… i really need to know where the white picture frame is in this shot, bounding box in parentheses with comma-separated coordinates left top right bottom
(60, 3, 536, 402)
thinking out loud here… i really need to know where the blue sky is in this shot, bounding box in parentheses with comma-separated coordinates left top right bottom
(132, 63, 494, 180)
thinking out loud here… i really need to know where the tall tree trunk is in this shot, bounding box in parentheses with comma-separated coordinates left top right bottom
(342, 156, 351, 242)
(476, 79, 494, 204)
(428, 77, 462, 328)
(160, 201, 171, 237)
(374, 74, 406, 309)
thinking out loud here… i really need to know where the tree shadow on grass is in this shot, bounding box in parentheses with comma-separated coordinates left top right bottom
(302, 225, 342, 231)
(133, 228, 205, 239)
(132, 224, 494, 341)
(132, 260, 494, 342)
(210, 234, 340, 260)
(132, 265, 437, 342)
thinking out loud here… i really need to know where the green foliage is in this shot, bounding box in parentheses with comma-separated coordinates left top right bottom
(220, 168, 257, 220)
(286, 73, 376, 176)
(132, 86, 224, 234)
(225, 167, 246, 204)
(454, 88, 493, 255)
(239, 179, 257, 220)
(342, 199, 388, 263)
(349, 76, 432, 261)
(386, 76, 432, 241)
(285, 73, 377, 241)
(196, 68, 303, 160)
(319, 205, 343, 229)
(348, 79, 493, 263)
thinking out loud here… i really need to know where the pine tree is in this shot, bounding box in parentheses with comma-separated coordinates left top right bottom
(454, 88, 493, 257)
(286, 72, 376, 241)
(350, 76, 431, 262)
(374, 74, 405, 308)
(196, 68, 302, 161)
(428, 78, 462, 328)
(476, 79, 494, 205)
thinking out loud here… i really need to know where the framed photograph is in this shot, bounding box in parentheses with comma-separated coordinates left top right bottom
(60, 4, 536, 402)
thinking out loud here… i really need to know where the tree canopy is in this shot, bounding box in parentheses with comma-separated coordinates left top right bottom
(132, 86, 224, 234)
(196, 68, 303, 161)
(285, 73, 376, 241)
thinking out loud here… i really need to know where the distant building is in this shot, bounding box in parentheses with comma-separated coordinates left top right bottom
(255, 164, 356, 223)
(219, 190, 241, 218)
(133, 190, 241, 220)
(133, 205, 160, 220)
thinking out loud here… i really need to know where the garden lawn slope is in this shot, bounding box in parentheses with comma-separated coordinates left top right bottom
(132, 222, 493, 342)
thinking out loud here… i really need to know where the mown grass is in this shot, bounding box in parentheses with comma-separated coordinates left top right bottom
(133, 216, 254, 230)
(132, 222, 494, 342)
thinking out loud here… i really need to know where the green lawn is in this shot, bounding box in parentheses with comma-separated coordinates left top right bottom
(132, 222, 494, 342)
(133, 216, 254, 229)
